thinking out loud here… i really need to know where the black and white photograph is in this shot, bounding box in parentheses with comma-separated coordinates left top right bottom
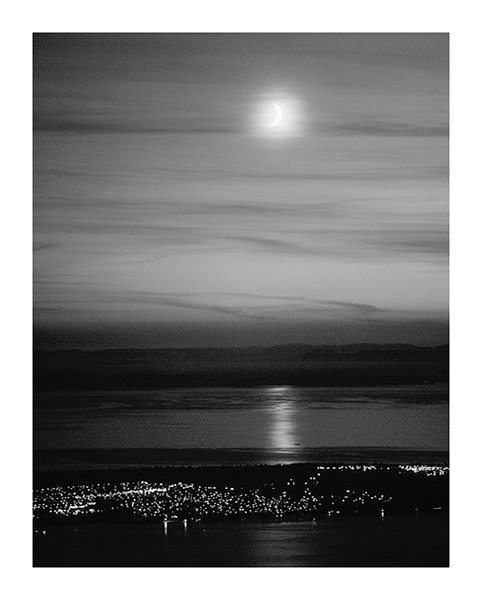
(32, 31, 449, 568)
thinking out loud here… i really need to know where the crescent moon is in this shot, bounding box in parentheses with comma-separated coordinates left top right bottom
(269, 103, 283, 127)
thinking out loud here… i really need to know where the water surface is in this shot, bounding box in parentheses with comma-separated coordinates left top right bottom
(34, 513, 449, 567)
(34, 384, 448, 454)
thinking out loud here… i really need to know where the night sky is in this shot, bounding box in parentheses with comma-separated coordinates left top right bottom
(33, 33, 449, 348)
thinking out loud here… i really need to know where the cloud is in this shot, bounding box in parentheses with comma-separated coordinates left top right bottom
(214, 227, 448, 262)
(133, 293, 249, 319)
(382, 237, 448, 256)
(219, 293, 385, 320)
(35, 287, 258, 321)
(225, 235, 319, 256)
(328, 120, 448, 138)
(33, 116, 238, 135)
(33, 217, 449, 267)
(33, 242, 57, 252)
(34, 285, 387, 325)
(34, 116, 449, 138)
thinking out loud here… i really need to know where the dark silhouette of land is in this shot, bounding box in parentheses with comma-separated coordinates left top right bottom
(33, 447, 449, 476)
(34, 343, 449, 392)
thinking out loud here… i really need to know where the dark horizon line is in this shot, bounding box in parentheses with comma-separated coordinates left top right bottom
(34, 341, 449, 352)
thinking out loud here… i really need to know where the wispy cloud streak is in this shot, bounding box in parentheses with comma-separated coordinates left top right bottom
(328, 121, 448, 138)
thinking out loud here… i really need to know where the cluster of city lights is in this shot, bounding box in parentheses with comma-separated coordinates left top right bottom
(397, 465, 449, 475)
(33, 464, 448, 523)
(33, 480, 390, 521)
(316, 465, 378, 471)
(316, 464, 448, 475)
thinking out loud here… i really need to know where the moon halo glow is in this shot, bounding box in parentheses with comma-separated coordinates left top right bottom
(250, 94, 304, 138)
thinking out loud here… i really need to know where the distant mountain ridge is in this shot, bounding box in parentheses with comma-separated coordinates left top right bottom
(34, 343, 449, 392)
(35, 342, 449, 357)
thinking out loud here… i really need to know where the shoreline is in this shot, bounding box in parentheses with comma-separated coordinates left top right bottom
(33, 461, 449, 528)
(34, 446, 449, 476)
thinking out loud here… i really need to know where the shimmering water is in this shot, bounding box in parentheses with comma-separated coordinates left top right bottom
(34, 384, 448, 454)
(33, 513, 449, 567)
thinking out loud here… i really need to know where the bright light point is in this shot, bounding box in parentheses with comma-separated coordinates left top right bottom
(250, 93, 305, 138)
(269, 103, 283, 127)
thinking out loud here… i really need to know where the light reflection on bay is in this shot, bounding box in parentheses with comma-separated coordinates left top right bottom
(34, 384, 448, 452)
(265, 386, 300, 453)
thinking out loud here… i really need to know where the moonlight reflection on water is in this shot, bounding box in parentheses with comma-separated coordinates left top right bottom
(34, 385, 448, 454)
(266, 386, 300, 452)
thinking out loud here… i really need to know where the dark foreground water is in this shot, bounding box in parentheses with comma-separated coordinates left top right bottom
(34, 513, 448, 567)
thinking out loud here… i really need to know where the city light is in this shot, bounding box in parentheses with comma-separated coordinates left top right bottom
(33, 464, 448, 524)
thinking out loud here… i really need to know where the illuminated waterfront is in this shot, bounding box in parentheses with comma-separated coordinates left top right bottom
(34, 464, 448, 524)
